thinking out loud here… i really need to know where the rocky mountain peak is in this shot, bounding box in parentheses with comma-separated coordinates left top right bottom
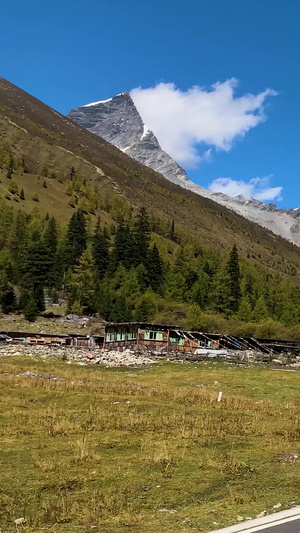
(68, 92, 300, 248)
(68, 93, 193, 188)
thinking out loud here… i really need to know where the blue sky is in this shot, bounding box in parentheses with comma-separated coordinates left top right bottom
(1, 0, 300, 206)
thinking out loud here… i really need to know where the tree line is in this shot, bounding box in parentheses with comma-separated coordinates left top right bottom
(0, 200, 299, 326)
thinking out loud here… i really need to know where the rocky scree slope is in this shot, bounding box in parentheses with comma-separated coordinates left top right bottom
(69, 92, 300, 247)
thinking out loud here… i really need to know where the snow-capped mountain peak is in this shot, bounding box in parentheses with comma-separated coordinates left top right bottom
(68, 93, 300, 247)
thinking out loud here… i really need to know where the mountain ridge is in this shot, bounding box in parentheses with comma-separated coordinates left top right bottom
(68, 91, 300, 247)
(1, 76, 300, 286)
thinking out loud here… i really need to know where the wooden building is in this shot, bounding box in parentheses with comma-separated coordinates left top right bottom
(104, 322, 182, 350)
(0, 330, 94, 348)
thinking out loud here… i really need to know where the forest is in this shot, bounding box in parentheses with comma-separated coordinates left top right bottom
(1, 192, 300, 339)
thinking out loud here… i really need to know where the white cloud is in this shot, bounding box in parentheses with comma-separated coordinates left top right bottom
(208, 176, 283, 202)
(131, 80, 277, 168)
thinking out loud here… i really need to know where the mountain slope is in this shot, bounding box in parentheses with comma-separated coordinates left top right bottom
(1, 76, 300, 283)
(68, 92, 300, 247)
(68, 92, 194, 189)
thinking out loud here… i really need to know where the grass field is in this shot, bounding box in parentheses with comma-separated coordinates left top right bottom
(1, 358, 300, 532)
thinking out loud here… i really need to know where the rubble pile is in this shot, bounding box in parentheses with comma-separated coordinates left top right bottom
(0, 344, 156, 367)
(0, 342, 299, 368)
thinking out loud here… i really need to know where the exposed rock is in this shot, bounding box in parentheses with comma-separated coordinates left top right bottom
(68, 93, 195, 189)
(14, 517, 26, 526)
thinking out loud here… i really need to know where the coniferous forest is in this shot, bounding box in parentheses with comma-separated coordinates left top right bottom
(1, 196, 300, 339)
(1, 79, 300, 340)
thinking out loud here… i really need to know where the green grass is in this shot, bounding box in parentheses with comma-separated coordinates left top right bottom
(1, 358, 300, 532)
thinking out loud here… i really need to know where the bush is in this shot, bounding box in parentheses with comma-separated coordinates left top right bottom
(23, 297, 39, 322)
(32, 194, 39, 202)
(8, 181, 19, 195)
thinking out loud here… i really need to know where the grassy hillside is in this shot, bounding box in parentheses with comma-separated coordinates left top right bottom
(1, 357, 300, 532)
(0, 76, 300, 283)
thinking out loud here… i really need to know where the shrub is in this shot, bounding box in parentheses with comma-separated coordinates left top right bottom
(23, 297, 39, 322)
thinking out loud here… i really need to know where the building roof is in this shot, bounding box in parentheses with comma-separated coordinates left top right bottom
(105, 322, 181, 329)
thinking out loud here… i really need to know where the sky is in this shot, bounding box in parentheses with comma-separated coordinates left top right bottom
(1, 0, 300, 207)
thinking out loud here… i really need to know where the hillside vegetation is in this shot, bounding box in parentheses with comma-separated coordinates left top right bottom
(1, 357, 300, 532)
(1, 77, 300, 333)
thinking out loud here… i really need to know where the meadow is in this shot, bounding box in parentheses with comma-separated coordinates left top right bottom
(1, 357, 300, 532)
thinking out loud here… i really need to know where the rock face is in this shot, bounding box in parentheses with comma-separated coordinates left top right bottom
(68, 93, 300, 247)
(194, 192, 300, 247)
(68, 93, 194, 189)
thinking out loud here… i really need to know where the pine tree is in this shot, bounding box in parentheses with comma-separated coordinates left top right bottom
(132, 207, 150, 267)
(69, 166, 76, 181)
(252, 296, 269, 322)
(23, 296, 39, 322)
(111, 220, 133, 271)
(227, 245, 241, 313)
(92, 224, 109, 278)
(20, 188, 25, 200)
(43, 216, 58, 286)
(147, 243, 164, 292)
(0, 283, 16, 314)
(189, 270, 210, 309)
(134, 293, 157, 321)
(96, 284, 113, 320)
(64, 210, 87, 270)
(110, 293, 132, 322)
(66, 248, 97, 314)
(212, 270, 232, 316)
(237, 295, 252, 321)
(169, 220, 176, 242)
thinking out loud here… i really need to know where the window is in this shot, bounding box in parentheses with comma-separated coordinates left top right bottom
(198, 339, 212, 348)
(106, 331, 115, 342)
(144, 330, 163, 341)
(117, 329, 126, 341)
(128, 327, 137, 340)
(170, 333, 185, 346)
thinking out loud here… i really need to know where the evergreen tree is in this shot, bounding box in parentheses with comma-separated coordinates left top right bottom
(110, 293, 132, 322)
(252, 296, 269, 322)
(20, 188, 25, 200)
(186, 303, 203, 331)
(66, 248, 97, 314)
(23, 296, 39, 322)
(227, 245, 241, 313)
(132, 207, 150, 267)
(43, 216, 59, 286)
(69, 166, 76, 180)
(169, 220, 176, 242)
(212, 270, 232, 316)
(64, 210, 87, 270)
(189, 270, 210, 309)
(111, 220, 133, 270)
(134, 293, 157, 321)
(96, 284, 113, 320)
(147, 243, 164, 292)
(92, 224, 109, 278)
(0, 275, 16, 314)
(33, 284, 45, 312)
(237, 295, 252, 321)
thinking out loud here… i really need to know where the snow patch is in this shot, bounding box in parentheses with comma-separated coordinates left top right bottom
(141, 124, 150, 140)
(82, 98, 113, 107)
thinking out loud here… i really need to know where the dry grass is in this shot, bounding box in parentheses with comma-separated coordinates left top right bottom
(1, 357, 300, 532)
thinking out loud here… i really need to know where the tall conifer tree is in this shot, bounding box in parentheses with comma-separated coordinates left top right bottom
(92, 224, 109, 278)
(133, 207, 150, 267)
(227, 245, 241, 313)
(64, 210, 87, 270)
